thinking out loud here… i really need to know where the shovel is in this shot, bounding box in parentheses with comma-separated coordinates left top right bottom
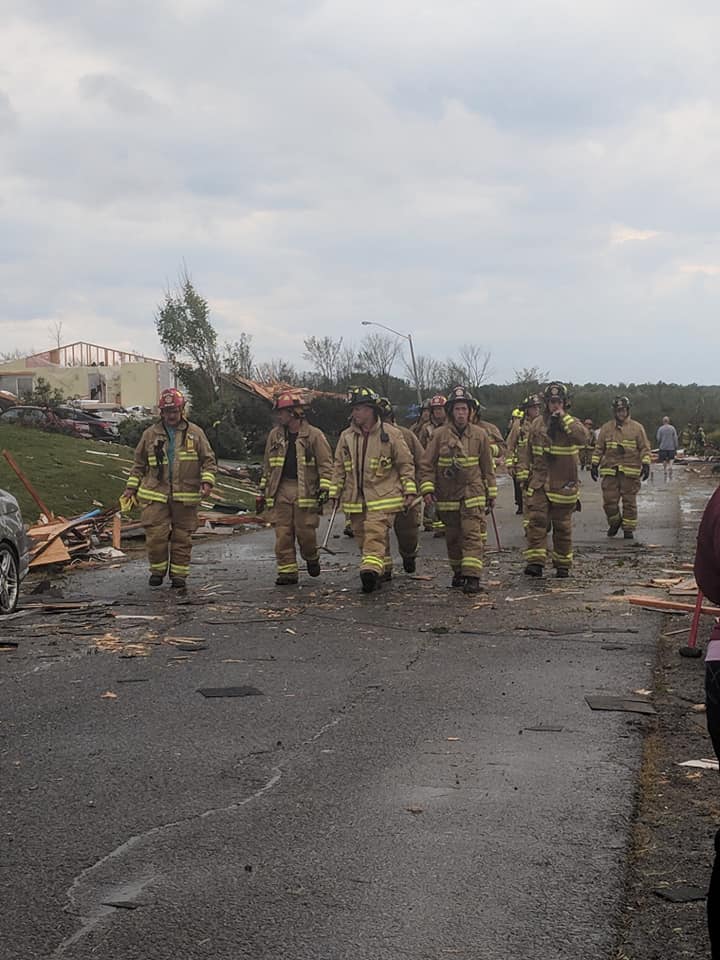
(319, 500, 340, 555)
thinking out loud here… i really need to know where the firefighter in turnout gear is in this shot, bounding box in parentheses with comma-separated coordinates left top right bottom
(258, 391, 333, 585)
(410, 398, 432, 438)
(122, 388, 216, 589)
(505, 405, 525, 515)
(331, 387, 417, 594)
(419, 386, 497, 594)
(524, 382, 587, 578)
(590, 396, 651, 539)
(378, 397, 424, 576)
(506, 395, 541, 524)
(418, 394, 448, 534)
(579, 419, 595, 470)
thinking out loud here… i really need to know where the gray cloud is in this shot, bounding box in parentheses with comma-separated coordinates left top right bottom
(2, 2, 720, 384)
(0, 90, 18, 131)
(78, 73, 158, 115)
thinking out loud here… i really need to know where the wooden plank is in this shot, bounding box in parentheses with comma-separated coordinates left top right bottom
(29, 538, 71, 567)
(627, 595, 720, 616)
(112, 513, 121, 550)
(2, 449, 54, 519)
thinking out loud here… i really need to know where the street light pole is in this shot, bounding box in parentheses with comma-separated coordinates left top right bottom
(360, 321, 423, 407)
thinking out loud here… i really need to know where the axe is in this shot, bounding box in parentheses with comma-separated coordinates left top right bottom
(319, 500, 340, 555)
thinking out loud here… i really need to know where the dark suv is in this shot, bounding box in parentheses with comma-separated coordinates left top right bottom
(55, 406, 120, 442)
(0, 405, 92, 438)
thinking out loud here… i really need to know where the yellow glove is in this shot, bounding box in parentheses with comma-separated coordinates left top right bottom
(119, 494, 138, 516)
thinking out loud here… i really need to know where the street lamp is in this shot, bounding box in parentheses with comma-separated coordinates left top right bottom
(360, 321, 423, 406)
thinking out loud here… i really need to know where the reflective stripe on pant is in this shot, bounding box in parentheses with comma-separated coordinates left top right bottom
(601, 473, 641, 531)
(141, 500, 199, 579)
(394, 503, 420, 560)
(272, 479, 319, 575)
(350, 509, 394, 574)
(437, 504, 484, 576)
(525, 489, 574, 569)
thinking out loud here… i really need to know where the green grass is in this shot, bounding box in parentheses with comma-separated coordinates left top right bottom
(0, 425, 257, 521)
(0, 425, 136, 520)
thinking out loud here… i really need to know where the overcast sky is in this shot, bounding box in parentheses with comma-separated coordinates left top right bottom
(2, 1, 720, 385)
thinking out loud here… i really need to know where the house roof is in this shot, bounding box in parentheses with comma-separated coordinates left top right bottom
(20, 342, 164, 368)
(222, 374, 343, 405)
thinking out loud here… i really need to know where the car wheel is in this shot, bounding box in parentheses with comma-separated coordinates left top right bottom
(0, 542, 20, 615)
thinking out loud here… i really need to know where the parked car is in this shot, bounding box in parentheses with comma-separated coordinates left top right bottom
(0, 488, 31, 615)
(55, 405, 120, 441)
(0, 405, 92, 439)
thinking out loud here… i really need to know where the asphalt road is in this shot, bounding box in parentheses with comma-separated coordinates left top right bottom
(1, 470, 688, 959)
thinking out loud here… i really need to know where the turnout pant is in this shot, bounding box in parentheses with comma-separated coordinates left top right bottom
(350, 510, 394, 576)
(142, 500, 199, 581)
(525, 489, 574, 569)
(437, 504, 484, 577)
(393, 502, 420, 567)
(272, 479, 319, 577)
(601, 473, 641, 531)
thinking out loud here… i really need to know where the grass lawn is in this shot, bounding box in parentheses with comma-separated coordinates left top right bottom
(0, 426, 136, 520)
(0, 425, 257, 521)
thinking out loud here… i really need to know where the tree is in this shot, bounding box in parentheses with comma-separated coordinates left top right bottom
(0, 348, 28, 362)
(48, 319, 64, 350)
(403, 354, 445, 397)
(302, 336, 344, 385)
(510, 366, 550, 390)
(255, 359, 298, 385)
(458, 344, 494, 392)
(21, 375, 66, 408)
(222, 334, 255, 379)
(155, 269, 221, 401)
(358, 333, 400, 396)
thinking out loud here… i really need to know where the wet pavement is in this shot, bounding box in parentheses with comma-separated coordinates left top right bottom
(1, 468, 714, 959)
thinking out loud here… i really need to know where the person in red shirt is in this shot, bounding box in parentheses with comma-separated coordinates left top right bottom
(694, 485, 720, 958)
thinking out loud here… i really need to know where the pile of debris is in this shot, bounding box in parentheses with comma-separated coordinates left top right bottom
(2, 450, 126, 570)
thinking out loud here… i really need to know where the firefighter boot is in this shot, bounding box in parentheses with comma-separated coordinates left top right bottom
(524, 563, 543, 578)
(307, 559, 321, 577)
(403, 557, 416, 573)
(451, 570, 465, 588)
(555, 568, 570, 579)
(360, 570, 379, 593)
(276, 573, 299, 585)
(149, 574, 164, 587)
(463, 577, 482, 595)
(607, 517, 622, 537)
(170, 577, 187, 590)
(623, 529, 634, 540)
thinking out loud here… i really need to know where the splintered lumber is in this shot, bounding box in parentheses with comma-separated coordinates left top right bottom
(627, 595, 720, 616)
(29, 538, 71, 567)
(197, 512, 268, 526)
(2, 449, 55, 520)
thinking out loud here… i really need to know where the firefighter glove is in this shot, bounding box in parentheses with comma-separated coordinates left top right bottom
(118, 493, 137, 515)
(640, 462, 650, 481)
(255, 495, 266, 514)
(317, 489, 330, 506)
(590, 465, 599, 481)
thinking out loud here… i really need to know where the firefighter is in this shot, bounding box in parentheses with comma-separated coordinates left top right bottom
(524, 382, 587, 578)
(418, 394, 448, 534)
(257, 391, 333, 585)
(378, 397, 424, 575)
(507, 395, 541, 523)
(505, 406, 525, 515)
(330, 387, 417, 594)
(590, 396, 651, 539)
(410, 398, 432, 437)
(419, 386, 497, 594)
(579, 419, 595, 470)
(122, 388, 216, 589)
